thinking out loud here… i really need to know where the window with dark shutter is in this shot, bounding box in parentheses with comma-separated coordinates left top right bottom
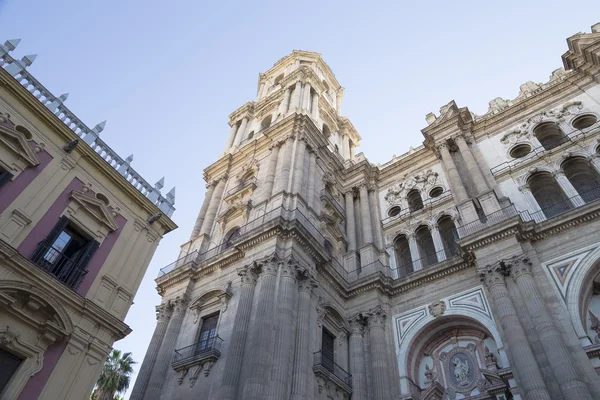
(197, 313, 219, 353)
(0, 167, 13, 190)
(322, 329, 335, 373)
(0, 348, 22, 393)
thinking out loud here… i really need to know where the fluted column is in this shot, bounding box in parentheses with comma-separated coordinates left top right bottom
(145, 296, 189, 399)
(438, 143, 468, 203)
(306, 150, 316, 208)
(311, 91, 319, 120)
(243, 258, 279, 400)
(232, 117, 248, 148)
(199, 175, 227, 236)
(345, 190, 357, 252)
(348, 316, 367, 400)
(292, 137, 307, 195)
(368, 188, 384, 250)
(408, 234, 422, 271)
(291, 273, 317, 400)
(278, 87, 292, 117)
(130, 304, 172, 400)
(365, 307, 391, 400)
(302, 82, 311, 111)
(267, 258, 301, 400)
(264, 141, 282, 201)
(509, 255, 592, 400)
(190, 181, 216, 240)
(479, 263, 551, 400)
(225, 123, 238, 151)
(554, 170, 585, 207)
(359, 184, 373, 245)
(454, 135, 489, 195)
(220, 266, 259, 400)
(430, 224, 447, 262)
(342, 134, 350, 159)
(292, 81, 302, 110)
(273, 135, 294, 195)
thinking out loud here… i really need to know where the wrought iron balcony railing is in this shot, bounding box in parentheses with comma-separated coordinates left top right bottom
(313, 351, 352, 388)
(172, 336, 223, 365)
(456, 204, 519, 238)
(520, 186, 600, 223)
(30, 241, 88, 289)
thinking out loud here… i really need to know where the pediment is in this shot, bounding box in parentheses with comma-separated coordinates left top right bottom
(70, 191, 119, 231)
(0, 124, 40, 167)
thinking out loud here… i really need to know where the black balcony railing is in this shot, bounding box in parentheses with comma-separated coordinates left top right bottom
(456, 204, 519, 238)
(381, 191, 453, 225)
(30, 241, 88, 289)
(390, 246, 459, 279)
(172, 336, 223, 364)
(521, 186, 600, 223)
(313, 351, 352, 388)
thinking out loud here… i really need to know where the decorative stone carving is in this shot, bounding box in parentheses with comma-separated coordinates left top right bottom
(238, 264, 259, 286)
(385, 170, 439, 205)
(508, 254, 533, 280)
(0, 111, 11, 123)
(424, 363, 437, 386)
(428, 301, 446, 318)
(500, 129, 529, 145)
(478, 262, 510, 289)
(439, 344, 485, 398)
(0, 325, 19, 345)
(365, 306, 386, 330)
(589, 310, 600, 344)
(156, 303, 172, 323)
(484, 346, 498, 370)
(348, 314, 365, 336)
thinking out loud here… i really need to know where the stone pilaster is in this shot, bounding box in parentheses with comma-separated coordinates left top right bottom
(278, 86, 292, 118)
(302, 82, 311, 111)
(437, 143, 468, 203)
(292, 81, 302, 110)
(408, 234, 422, 271)
(430, 223, 447, 262)
(348, 315, 368, 400)
(189, 181, 216, 240)
(554, 170, 585, 207)
(220, 265, 259, 400)
(479, 263, 551, 400)
(243, 257, 279, 400)
(509, 255, 592, 400)
(292, 137, 307, 195)
(359, 184, 373, 245)
(311, 91, 319, 120)
(272, 135, 294, 195)
(291, 272, 317, 400)
(368, 188, 384, 250)
(263, 141, 282, 201)
(199, 175, 227, 237)
(130, 303, 172, 400)
(145, 296, 189, 399)
(306, 150, 316, 208)
(365, 306, 391, 400)
(454, 135, 489, 196)
(225, 123, 238, 151)
(344, 190, 356, 252)
(518, 184, 544, 221)
(232, 117, 248, 148)
(267, 257, 302, 400)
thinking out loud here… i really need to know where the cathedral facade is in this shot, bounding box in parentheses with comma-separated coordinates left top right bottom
(133, 23, 600, 400)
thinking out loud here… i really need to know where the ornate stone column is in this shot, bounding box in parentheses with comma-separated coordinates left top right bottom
(302, 82, 312, 111)
(509, 255, 592, 400)
(225, 123, 238, 151)
(408, 234, 422, 271)
(267, 258, 301, 400)
(242, 257, 279, 400)
(554, 170, 585, 207)
(306, 150, 317, 208)
(232, 117, 248, 148)
(291, 272, 317, 400)
(345, 190, 357, 252)
(348, 315, 368, 400)
(365, 306, 392, 400)
(199, 175, 227, 236)
(430, 223, 447, 262)
(130, 304, 172, 400)
(479, 263, 551, 400)
(220, 266, 259, 400)
(437, 143, 468, 203)
(189, 181, 216, 240)
(292, 81, 302, 110)
(454, 135, 489, 195)
(278, 86, 292, 117)
(359, 184, 373, 245)
(311, 91, 319, 120)
(145, 296, 189, 399)
(272, 135, 295, 195)
(292, 137, 307, 195)
(263, 141, 282, 201)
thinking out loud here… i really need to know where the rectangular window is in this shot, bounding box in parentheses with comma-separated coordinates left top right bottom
(321, 328, 335, 373)
(0, 167, 13, 190)
(197, 313, 219, 353)
(0, 348, 22, 393)
(31, 216, 99, 289)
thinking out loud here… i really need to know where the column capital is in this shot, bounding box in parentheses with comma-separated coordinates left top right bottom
(238, 264, 259, 286)
(348, 314, 366, 336)
(169, 295, 190, 315)
(552, 169, 566, 179)
(365, 306, 387, 330)
(156, 303, 172, 322)
(507, 254, 533, 280)
(344, 188, 356, 197)
(269, 140, 284, 150)
(297, 270, 318, 293)
(452, 133, 471, 145)
(206, 180, 218, 190)
(478, 262, 510, 289)
(518, 184, 530, 192)
(280, 255, 306, 280)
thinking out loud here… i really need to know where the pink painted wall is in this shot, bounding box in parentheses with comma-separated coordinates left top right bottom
(17, 340, 67, 400)
(78, 213, 127, 296)
(17, 178, 84, 257)
(0, 143, 52, 214)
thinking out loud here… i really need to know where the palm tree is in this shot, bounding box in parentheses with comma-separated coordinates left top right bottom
(92, 349, 136, 400)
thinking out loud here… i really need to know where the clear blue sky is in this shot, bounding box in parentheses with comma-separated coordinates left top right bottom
(1, 1, 598, 397)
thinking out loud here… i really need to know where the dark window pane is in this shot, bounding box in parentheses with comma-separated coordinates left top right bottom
(0, 348, 22, 393)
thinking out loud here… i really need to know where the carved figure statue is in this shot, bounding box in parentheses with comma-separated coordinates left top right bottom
(452, 356, 470, 386)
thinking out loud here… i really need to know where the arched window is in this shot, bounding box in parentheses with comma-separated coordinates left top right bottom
(394, 235, 413, 278)
(323, 124, 331, 138)
(260, 116, 272, 131)
(387, 206, 401, 217)
(415, 225, 438, 267)
(572, 114, 597, 130)
(528, 171, 572, 218)
(15, 125, 33, 140)
(429, 187, 443, 198)
(562, 157, 600, 203)
(407, 189, 424, 213)
(438, 216, 458, 257)
(533, 122, 568, 151)
(274, 73, 284, 85)
(246, 131, 254, 140)
(222, 228, 241, 250)
(324, 240, 334, 258)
